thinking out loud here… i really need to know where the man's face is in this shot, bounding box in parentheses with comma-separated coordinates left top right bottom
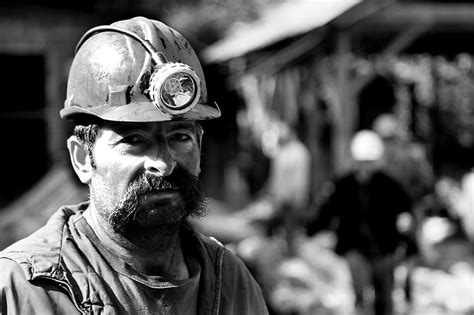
(88, 120, 205, 235)
(354, 160, 380, 183)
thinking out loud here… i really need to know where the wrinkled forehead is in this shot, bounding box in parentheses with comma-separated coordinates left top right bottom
(101, 120, 199, 135)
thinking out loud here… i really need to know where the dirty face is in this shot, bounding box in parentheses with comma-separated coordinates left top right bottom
(89, 120, 205, 235)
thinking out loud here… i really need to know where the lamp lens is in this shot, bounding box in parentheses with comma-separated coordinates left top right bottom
(161, 72, 196, 109)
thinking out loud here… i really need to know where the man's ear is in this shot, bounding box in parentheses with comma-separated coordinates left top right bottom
(197, 124, 204, 149)
(67, 136, 93, 184)
(196, 125, 203, 175)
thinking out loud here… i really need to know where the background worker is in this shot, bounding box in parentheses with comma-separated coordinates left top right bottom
(372, 113, 435, 303)
(306, 130, 412, 315)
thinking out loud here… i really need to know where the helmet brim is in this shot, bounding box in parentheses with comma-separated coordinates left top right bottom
(60, 101, 221, 122)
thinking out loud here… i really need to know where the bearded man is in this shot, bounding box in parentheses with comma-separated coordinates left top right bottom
(0, 17, 268, 314)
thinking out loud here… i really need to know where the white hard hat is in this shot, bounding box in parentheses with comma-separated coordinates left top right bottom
(350, 130, 384, 161)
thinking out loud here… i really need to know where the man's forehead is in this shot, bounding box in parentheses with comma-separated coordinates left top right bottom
(104, 120, 197, 133)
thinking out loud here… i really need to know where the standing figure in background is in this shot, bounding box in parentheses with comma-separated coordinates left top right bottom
(0, 17, 268, 314)
(263, 120, 312, 255)
(237, 120, 311, 256)
(372, 113, 435, 304)
(233, 120, 311, 314)
(306, 130, 412, 315)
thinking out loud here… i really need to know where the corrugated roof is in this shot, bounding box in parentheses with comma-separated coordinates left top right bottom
(202, 0, 361, 63)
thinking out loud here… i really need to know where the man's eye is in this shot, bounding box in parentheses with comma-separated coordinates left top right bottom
(121, 135, 145, 145)
(169, 133, 192, 142)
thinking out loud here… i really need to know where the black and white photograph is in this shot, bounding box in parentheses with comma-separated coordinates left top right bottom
(0, 1, 473, 314)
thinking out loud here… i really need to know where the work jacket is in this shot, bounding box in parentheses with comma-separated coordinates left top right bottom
(306, 171, 411, 258)
(0, 203, 268, 314)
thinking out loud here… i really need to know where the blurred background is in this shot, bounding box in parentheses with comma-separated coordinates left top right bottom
(0, 0, 473, 314)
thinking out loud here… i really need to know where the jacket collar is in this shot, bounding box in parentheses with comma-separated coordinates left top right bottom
(1, 205, 80, 281)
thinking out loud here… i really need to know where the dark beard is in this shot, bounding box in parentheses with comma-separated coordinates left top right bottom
(109, 168, 206, 235)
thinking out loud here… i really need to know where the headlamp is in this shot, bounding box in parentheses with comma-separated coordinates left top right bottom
(75, 25, 202, 117)
(149, 63, 201, 116)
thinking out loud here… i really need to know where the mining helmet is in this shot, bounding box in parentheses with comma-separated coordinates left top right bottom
(61, 17, 220, 122)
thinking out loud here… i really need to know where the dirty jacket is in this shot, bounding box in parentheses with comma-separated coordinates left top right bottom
(0, 203, 268, 314)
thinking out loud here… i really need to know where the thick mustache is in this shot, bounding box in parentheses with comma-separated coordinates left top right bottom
(143, 176, 177, 191)
(134, 169, 194, 195)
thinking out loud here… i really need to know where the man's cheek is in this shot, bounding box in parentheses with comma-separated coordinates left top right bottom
(178, 155, 200, 176)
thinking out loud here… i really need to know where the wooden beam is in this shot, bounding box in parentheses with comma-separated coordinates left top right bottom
(247, 30, 325, 77)
(382, 22, 431, 55)
(333, 30, 356, 174)
(370, 3, 474, 26)
(333, 0, 394, 29)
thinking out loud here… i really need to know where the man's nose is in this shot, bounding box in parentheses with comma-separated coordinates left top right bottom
(143, 145, 176, 177)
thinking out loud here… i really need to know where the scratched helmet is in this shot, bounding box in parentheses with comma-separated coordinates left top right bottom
(61, 16, 220, 122)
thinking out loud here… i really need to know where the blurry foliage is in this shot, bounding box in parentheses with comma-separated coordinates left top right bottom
(434, 54, 474, 149)
(349, 54, 474, 150)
